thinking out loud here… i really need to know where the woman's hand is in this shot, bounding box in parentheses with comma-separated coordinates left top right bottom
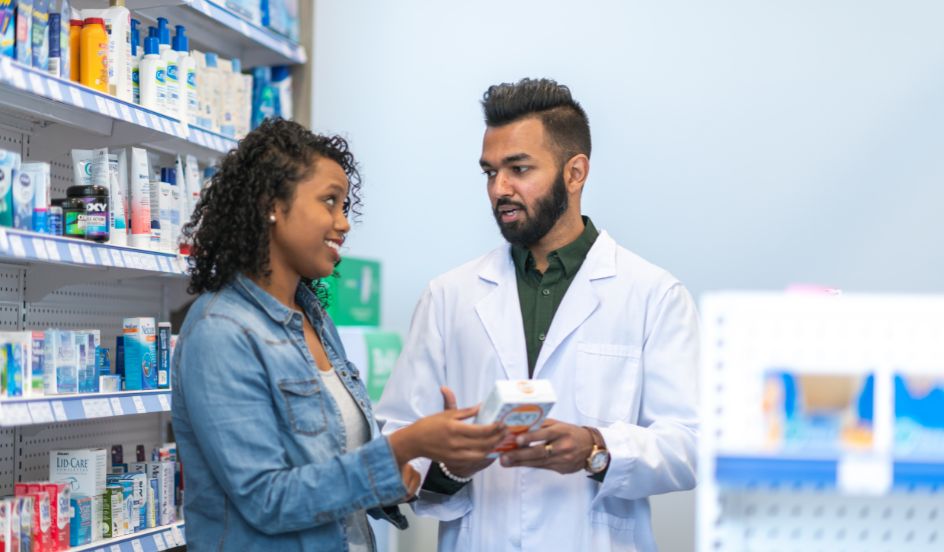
(388, 387, 507, 467)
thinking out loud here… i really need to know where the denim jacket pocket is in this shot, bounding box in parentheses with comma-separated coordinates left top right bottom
(278, 378, 329, 436)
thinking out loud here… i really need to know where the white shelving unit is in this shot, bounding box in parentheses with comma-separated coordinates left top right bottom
(697, 292, 944, 552)
(0, 1, 306, 549)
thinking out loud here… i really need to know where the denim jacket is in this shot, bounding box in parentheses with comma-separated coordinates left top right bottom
(172, 274, 408, 551)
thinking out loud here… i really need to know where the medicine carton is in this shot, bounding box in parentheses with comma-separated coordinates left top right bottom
(69, 496, 91, 547)
(123, 318, 157, 390)
(475, 379, 557, 458)
(14, 483, 50, 551)
(44, 329, 77, 395)
(43, 481, 70, 551)
(0, 499, 11, 552)
(49, 448, 107, 498)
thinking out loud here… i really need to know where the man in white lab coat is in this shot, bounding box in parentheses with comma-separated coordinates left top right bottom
(376, 78, 699, 551)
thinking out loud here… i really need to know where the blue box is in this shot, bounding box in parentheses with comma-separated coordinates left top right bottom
(157, 322, 171, 389)
(69, 496, 91, 546)
(44, 329, 77, 395)
(0, 0, 14, 58)
(14, 0, 30, 65)
(29, 330, 43, 396)
(123, 318, 156, 390)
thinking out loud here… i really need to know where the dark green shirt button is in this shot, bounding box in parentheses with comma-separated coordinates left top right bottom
(538, 333, 546, 341)
(542, 289, 550, 296)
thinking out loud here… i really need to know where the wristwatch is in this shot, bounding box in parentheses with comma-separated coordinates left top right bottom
(583, 426, 610, 475)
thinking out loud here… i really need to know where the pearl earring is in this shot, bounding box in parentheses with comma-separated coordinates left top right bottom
(268, 214, 276, 223)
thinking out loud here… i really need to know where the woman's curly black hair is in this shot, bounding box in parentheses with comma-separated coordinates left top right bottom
(183, 118, 362, 301)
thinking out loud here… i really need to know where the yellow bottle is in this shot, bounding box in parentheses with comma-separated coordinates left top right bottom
(79, 17, 109, 93)
(69, 19, 82, 82)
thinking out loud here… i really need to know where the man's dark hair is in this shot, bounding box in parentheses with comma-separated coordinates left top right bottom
(481, 78, 591, 163)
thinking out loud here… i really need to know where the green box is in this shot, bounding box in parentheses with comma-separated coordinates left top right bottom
(325, 257, 381, 327)
(364, 331, 401, 402)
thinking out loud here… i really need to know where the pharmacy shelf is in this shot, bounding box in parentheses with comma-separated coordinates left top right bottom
(0, 228, 186, 275)
(72, 521, 186, 552)
(0, 390, 172, 427)
(0, 228, 187, 302)
(715, 455, 944, 490)
(123, 0, 306, 67)
(0, 57, 237, 160)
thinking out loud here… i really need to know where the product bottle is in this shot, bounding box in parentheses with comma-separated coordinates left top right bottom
(202, 52, 220, 132)
(68, 19, 81, 82)
(130, 19, 140, 104)
(79, 17, 108, 93)
(173, 25, 196, 127)
(138, 36, 164, 112)
(59, 0, 71, 79)
(157, 17, 179, 119)
(219, 58, 238, 137)
(47, 13, 61, 77)
(251, 66, 278, 129)
(106, 0, 132, 101)
(271, 65, 293, 120)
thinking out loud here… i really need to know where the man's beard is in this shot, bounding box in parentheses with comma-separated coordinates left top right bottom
(493, 171, 569, 248)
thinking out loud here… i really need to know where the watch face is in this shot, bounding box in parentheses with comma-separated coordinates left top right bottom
(589, 450, 609, 472)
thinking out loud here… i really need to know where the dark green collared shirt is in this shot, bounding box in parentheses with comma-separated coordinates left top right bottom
(421, 217, 601, 495)
(512, 216, 599, 378)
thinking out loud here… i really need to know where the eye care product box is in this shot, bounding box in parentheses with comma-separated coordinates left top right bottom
(69, 495, 91, 547)
(1, 339, 23, 398)
(157, 322, 171, 388)
(16, 495, 32, 552)
(49, 448, 107, 498)
(111, 479, 133, 536)
(74, 331, 90, 393)
(90, 494, 103, 542)
(145, 477, 158, 528)
(131, 461, 174, 525)
(16, 488, 49, 552)
(44, 329, 78, 395)
(14, 483, 52, 551)
(76, 330, 100, 393)
(122, 318, 157, 390)
(0, 1, 14, 59)
(115, 472, 146, 532)
(43, 482, 70, 551)
(0, 499, 11, 552)
(475, 379, 557, 458)
(8, 497, 21, 552)
(29, 330, 43, 397)
(102, 484, 123, 538)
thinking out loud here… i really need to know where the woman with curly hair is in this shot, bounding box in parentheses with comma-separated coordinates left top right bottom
(171, 118, 506, 551)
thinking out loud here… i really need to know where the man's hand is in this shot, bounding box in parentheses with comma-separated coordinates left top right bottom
(401, 463, 420, 500)
(498, 419, 594, 474)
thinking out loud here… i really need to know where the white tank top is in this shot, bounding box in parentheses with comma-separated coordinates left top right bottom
(321, 367, 373, 552)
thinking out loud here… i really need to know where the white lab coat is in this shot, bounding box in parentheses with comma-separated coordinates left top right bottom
(376, 230, 699, 552)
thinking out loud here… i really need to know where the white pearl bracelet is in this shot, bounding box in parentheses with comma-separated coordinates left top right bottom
(439, 462, 473, 483)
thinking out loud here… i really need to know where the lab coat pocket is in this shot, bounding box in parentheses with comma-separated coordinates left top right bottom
(575, 343, 641, 422)
(278, 378, 329, 436)
(589, 496, 636, 534)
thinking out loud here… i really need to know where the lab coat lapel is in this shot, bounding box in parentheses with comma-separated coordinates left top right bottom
(474, 246, 529, 380)
(533, 232, 618, 379)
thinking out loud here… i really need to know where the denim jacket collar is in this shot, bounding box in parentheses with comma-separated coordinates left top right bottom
(233, 273, 326, 328)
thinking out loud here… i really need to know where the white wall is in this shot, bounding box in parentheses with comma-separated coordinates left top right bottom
(312, 2, 944, 550)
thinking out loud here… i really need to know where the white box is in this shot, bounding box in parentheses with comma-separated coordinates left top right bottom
(0, 499, 11, 551)
(49, 449, 107, 498)
(475, 379, 557, 458)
